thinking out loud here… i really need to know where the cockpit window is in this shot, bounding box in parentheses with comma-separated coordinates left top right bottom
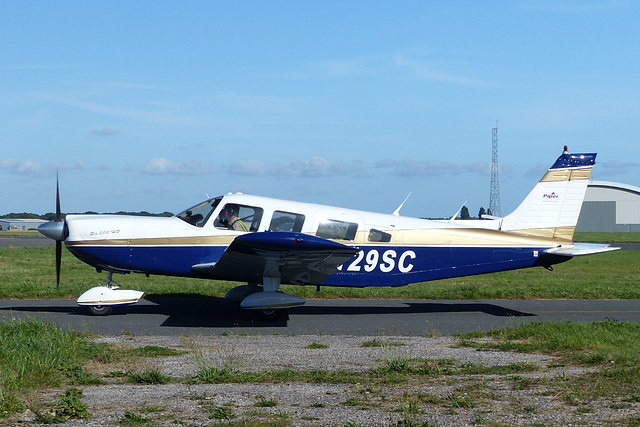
(214, 204, 263, 232)
(176, 197, 222, 227)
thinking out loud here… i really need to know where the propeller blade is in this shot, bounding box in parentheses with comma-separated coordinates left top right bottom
(56, 172, 61, 222)
(54, 172, 63, 288)
(56, 240, 62, 288)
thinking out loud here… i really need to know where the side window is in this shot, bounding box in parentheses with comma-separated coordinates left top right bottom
(214, 204, 263, 232)
(368, 229, 392, 243)
(269, 211, 305, 232)
(316, 219, 358, 241)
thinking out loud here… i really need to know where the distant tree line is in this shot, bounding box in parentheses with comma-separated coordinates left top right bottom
(1, 211, 174, 220)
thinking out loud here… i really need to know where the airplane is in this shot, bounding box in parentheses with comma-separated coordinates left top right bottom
(38, 146, 618, 319)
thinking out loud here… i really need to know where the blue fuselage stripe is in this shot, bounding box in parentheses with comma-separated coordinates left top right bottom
(67, 244, 548, 286)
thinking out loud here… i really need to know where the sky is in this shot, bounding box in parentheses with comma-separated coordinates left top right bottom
(1, 1, 639, 219)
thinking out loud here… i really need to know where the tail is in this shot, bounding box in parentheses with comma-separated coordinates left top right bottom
(500, 146, 596, 241)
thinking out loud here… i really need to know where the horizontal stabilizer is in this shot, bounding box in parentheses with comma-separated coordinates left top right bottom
(481, 214, 502, 221)
(543, 243, 620, 257)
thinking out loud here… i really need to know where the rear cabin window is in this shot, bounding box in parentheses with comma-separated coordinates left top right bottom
(269, 211, 305, 232)
(214, 204, 263, 232)
(316, 219, 358, 241)
(368, 229, 392, 243)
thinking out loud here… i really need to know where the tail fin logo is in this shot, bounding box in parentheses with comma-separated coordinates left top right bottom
(543, 192, 559, 199)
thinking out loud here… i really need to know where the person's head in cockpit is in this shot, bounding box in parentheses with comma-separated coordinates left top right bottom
(221, 205, 248, 231)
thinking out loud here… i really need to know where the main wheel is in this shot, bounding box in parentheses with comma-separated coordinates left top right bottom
(87, 305, 113, 316)
(256, 309, 281, 321)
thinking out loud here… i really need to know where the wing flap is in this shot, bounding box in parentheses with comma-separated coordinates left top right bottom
(192, 232, 359, 285)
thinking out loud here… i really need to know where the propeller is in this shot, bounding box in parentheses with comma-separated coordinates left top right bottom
(37, 173, 67, 288)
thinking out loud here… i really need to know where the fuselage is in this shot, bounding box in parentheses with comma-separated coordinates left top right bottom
(64, 193, 566, 287)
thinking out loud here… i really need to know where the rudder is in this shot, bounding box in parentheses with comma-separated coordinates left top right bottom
(500, 147, 596, 241)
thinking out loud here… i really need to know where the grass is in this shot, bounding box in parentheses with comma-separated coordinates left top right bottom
(119, 411, 153, 425)
(126, 368, 172, 385)
(0, 319, 184, 418)
(466, 319, 640, 401)
(34, 388, 91, 423)
(127, 345, 186, 358)
(1, 232, 639, 422)
(0, 319, 116, 417)
(305, 342, 329, 349)
(1, 241, 639, 300)
(573, 231, 640, 243)
(2, 317, 640, 422)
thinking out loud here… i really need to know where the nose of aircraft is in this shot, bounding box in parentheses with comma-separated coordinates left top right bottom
(38, 220, 67, 241)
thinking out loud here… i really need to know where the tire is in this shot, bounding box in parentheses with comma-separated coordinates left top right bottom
(256, 309, 281, 321)
(87, 305, 114, 316)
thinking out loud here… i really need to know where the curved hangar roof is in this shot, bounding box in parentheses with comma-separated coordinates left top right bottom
(577, 181, 640, 232)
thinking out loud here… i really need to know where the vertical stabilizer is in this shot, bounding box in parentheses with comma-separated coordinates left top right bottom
(500, 147, 596, 240)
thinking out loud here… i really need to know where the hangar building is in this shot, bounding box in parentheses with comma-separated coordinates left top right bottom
(0, 218, 47, 231)
(576, 181, 640, 232)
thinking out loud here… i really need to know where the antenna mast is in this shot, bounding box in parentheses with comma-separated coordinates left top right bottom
(489, 122, 501, 217)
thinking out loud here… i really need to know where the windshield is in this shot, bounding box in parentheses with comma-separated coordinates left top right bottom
(176, 197, 222, 227)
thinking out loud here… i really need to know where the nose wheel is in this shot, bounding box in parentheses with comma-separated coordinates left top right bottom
(87, 305, 113, 316)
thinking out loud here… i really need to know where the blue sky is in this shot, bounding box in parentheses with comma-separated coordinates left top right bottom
(1, 1, 639, 218)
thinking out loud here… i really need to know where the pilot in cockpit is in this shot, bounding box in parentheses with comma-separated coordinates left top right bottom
(218, 205, 249, 231)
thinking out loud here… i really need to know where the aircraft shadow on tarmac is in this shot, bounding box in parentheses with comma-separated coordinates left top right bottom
(0, 295, 535, 328)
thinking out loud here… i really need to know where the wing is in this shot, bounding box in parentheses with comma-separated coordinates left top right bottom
(191, 231, 359, 285)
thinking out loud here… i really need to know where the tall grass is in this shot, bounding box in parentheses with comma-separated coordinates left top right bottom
(0, 319, 115, 417)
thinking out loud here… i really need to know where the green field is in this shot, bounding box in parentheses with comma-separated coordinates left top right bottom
(2, 233, 640, 423)
(1, 241, 639, 300)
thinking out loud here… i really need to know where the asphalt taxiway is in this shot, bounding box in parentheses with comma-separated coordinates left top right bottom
(1, 298, 639, 336)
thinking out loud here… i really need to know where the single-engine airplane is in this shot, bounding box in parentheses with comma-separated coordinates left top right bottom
(38, 147, 618, 319)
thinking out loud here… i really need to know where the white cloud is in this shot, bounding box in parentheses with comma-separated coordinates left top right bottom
(0, 159, 44, 175)
(0, 159, 84, 176)
(269, 157, 365, 177)
(375, 159, 493, 178)
(141, 158, 210, 175)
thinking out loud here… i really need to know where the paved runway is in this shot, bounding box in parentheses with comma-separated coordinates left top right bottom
(0, 235, 54, 248)
(1, 297, 638, 336)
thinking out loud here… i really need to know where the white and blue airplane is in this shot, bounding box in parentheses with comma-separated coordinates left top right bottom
(39, 147, 617, 318)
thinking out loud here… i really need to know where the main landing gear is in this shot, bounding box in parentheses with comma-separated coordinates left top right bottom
(225, 274, 306, 321)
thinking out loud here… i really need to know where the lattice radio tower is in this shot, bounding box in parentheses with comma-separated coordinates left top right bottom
(489, 122, 501, 217)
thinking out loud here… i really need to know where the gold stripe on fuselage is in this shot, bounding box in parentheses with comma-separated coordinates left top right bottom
(388, 227, 570, 246)
(66, 235, 236, 247)
(67, 225, 571, 249)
